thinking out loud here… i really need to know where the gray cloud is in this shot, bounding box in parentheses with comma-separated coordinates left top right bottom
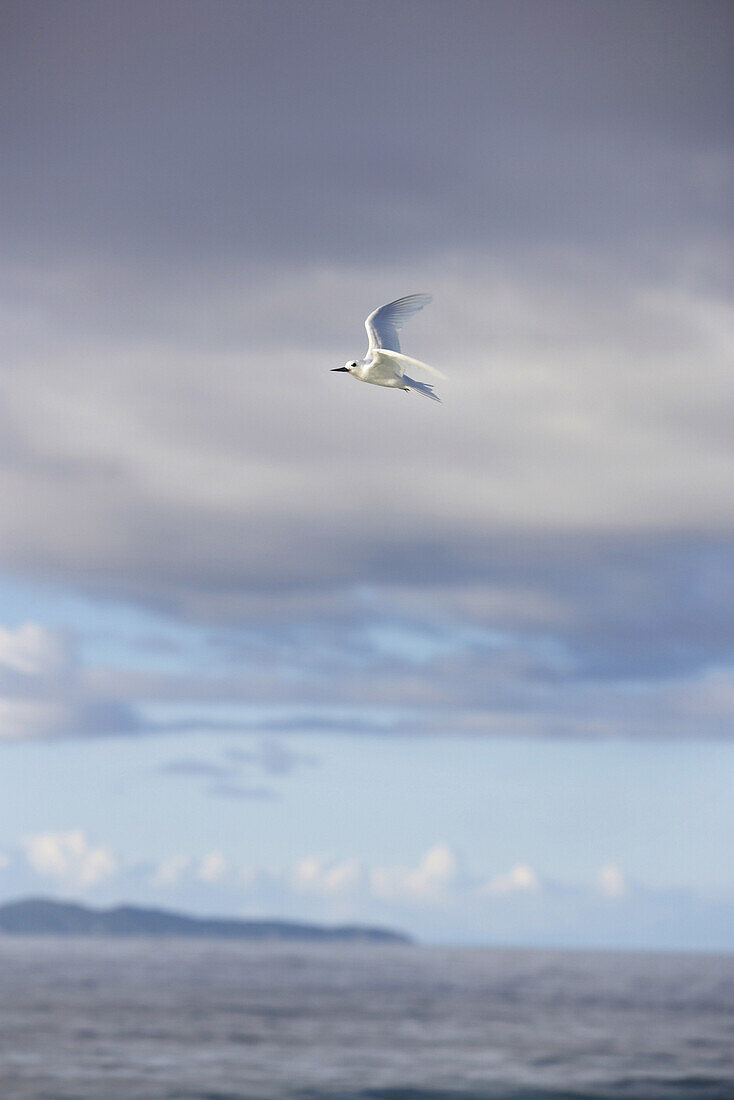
(1, 2, 732, 742)
(159, 759, 229, 780)
(2, 1, 731, 267)
(224, 740, 318, 776)
(158, 740, 317, 799)
(4, 260, 732, 601)
(0, 623, 139, 741)
(206, 782, 277, 802)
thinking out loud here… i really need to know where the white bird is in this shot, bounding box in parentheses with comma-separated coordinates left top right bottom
(332, 294, 445, 402)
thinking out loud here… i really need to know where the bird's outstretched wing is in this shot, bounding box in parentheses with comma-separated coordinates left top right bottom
(365, 294, 432, 354)
(371, 348, 447, 381)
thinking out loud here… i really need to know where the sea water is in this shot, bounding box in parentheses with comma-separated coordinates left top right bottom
(1, 937, 733, 1098)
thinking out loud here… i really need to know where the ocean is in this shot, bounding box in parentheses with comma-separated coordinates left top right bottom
(1, 937, 733, 1099)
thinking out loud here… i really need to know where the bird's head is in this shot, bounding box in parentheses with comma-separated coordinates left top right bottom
(331, 361, 357, 373)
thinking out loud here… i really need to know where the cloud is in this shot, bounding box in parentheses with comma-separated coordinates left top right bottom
(225, 739, 318, 776)
(22, 829, 116, 888)
(5, 832, 734, 949)
(371, 843, 459, 903)
(597, 863, 627, 899)
(150, 855, 190, 888)
(0, 621, 139, 741)
(4, 601, 734, 744)
(481, 863, 540, 897)
(159, 759, 228, 779)
(3, 261, 733, 625)
(0, 622, 71, 680)
(2, 2, 730, 266)
(158, 740, 313, 799)
(196, 851, 227, 884)
(293, 856, 362, 896)
(0, 3, 731, 745)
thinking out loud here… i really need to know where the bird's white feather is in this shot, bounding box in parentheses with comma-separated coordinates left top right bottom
(370, 348, 446, 381)
(364, 294, 432, 354)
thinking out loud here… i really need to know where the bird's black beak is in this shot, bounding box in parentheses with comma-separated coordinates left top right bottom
(331, 367, 349, 372)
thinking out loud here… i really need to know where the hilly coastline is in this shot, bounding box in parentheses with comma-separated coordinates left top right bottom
(0, 897, 411, 944)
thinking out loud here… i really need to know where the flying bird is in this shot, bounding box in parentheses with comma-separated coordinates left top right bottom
(332, 294, 444, 402)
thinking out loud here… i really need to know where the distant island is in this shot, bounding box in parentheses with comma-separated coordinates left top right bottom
(0, 897, 411, 944)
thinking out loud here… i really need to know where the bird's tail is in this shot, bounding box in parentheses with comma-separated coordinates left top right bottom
(403, 374, 442, 403)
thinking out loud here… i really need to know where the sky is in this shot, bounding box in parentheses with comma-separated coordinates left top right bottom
(1, 0, 732, 949)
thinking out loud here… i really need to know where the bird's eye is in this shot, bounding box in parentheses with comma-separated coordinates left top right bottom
(351, 362, 357, 367)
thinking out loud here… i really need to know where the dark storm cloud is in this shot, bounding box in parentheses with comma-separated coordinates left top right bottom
(1, 0, 731, 265)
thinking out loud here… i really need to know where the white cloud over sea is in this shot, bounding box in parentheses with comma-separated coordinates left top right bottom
(2, 830, 731, 951)
(22, 829, 116, 888)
